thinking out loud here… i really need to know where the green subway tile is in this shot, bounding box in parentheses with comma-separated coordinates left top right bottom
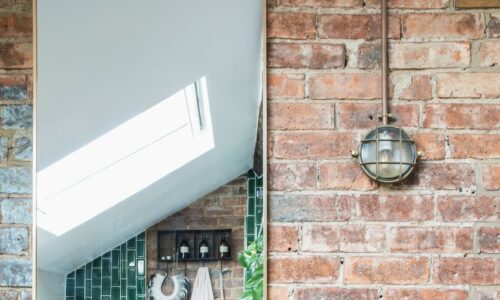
(246, 216, 255, 235)
(92, 257, 101, 268)
(66, 297, 75, 300)
(127, 268, 136, 286)
(75, 268, 85, 287)
(121, 279, 126, 296)
(127, 237, 136, 249)
(127, 288, 136, 300)
(91, 288, 100, 300)
(75, 287, 84, 300)
(256, 196, 263, 206)
(67, 271, 75, 279)
(137, 241, 145, 258)
(137, 278, 145, 295)
(66, 278, 75, 296)
(102, 297, 110, 300)
(248, 178, 255, 197)
(137, 297, 145, 300)
(247, 197, 255, 215)
(103, 251, 111, 259)
(102, 259, 111, 277)
(256, 176, 263, 187)
(91, 269, 101, 287)
(137, 232, 145, 241)
(121, 244, 126, 259)
(127, 250, 135, 267)
(111, 269, 120, 286)
(111, 287, 120, 300)
(85, 280, 91, 296)
(246, 234, 254, 247)
(85, 263, 92, 279)
(256, 206, 263, 225)
(121, 261, 127, 278)
(112, 250, 120, 267)
(102, 278, 111, 295)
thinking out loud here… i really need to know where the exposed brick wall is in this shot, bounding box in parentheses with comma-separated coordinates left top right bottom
(0, 0, 32, 298)
(146, 176, 246, 300)
(267, 0, 499, 299)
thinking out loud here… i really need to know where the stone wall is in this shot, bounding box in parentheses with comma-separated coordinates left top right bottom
(146, 176, 247, 300)
(267, 0, 500, 299)
(0, 0, 33, 298)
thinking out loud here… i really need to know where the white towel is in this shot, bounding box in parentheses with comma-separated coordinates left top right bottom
(191, 267, 214, 300)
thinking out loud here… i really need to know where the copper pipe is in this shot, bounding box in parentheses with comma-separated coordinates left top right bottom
(381, 0, 389, 125)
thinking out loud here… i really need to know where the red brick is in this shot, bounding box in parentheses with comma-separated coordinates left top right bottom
(271, 131, 356, 159)
(488, 14, 500, 38)
(478, 227, 500, 253)
(473, 289, 500, 300)
(483, 164, 500, 191)
(402, 163, 475, 190)
(345, 257, 429, 284)
(0, 13, 32, 37)
(268, 256, 340, 283)
(267, 12, 316, 39)
(302, 224, 340, 252)
(268, 225, 299, 252)
(0, 43, 32, 69)
(390, 42, 470, 69)
(267, 74, 305, 99)
(366, 0, 449, 9)
(340, 224, 386, 252)
(433, 258, 498, 285)
(423, 104, 500, 129)
(268, 163, 316, 191)
(478, 41, 500, 67)
(0, 0, 31, 11)
(403, 13, 485, 40)
(268, 102, 335, 130)
(319, 14, 401, 40)
(267, 0, 278, 7)
(389, 227, 472, 253)
(268, 43, 345, 69)
(281, 0, 363, 7)
(0, 74, 27, 100)
(308, 73, 381, 100)
(436, 73, 500, 98)
(269, 194, 351, 222)
(295, 224, 386, 253)
(413, 132, 445, 160)
(353, 194, 434, 221)
(295, 287, 379, 300)
(393, 74, 433, 100)
(267, 286, 288, 300)
(319, 162, 378, 191)
(337, 103, 419, 129)
(358, 42, 381, 69)
(449, 134, 500, 159)
(384, 288, 468, 300)
(437, 196, 500, 222)
(456, 0, 500, 8)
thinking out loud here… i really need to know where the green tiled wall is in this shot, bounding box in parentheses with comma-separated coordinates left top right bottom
(245, 170, 263, 246)
(65, 232, 146, 300)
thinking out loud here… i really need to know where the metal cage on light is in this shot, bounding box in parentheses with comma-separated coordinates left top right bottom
(354, 126, 418, 183)
(351, 0, 421, 183)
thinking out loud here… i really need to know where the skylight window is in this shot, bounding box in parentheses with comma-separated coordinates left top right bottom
(37, 77, 214, 236)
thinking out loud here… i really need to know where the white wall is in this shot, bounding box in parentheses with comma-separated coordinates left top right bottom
(36, 0, 263, 298)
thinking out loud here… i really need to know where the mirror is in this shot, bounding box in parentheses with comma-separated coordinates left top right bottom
(35, 1, 265, 299)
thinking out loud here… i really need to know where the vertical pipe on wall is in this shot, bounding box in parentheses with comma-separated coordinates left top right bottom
(381, 0, 389, 125)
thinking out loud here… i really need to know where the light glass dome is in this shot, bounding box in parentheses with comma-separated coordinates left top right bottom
(358, 126, 417, 183)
